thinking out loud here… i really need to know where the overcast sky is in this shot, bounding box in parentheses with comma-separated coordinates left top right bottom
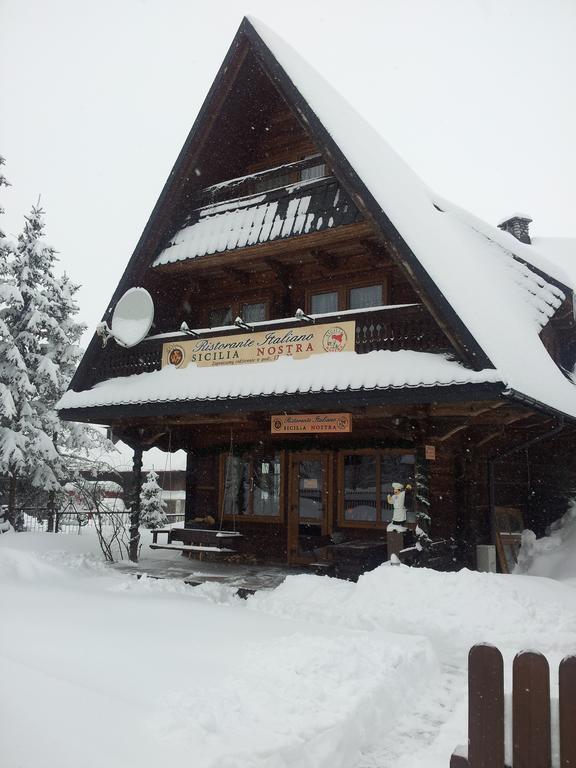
(1, 0, 575, 345)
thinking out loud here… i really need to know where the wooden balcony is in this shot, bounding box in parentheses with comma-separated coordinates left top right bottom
(191, 156, 336, 208)
(154, 161, 363, 269)
(89, 305, 450, 386)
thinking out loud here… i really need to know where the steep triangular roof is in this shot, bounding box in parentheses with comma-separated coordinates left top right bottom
(66, 17, 576, 419)
(245, 17, 575, 418)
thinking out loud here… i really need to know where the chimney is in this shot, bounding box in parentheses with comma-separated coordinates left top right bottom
(497, 214, 532, 244)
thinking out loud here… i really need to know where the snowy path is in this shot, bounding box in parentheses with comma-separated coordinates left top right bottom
(1, 532, 575, 768)
(356, 662, 467, 768)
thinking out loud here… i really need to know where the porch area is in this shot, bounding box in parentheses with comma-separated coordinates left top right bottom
(111, 554, 303, 594)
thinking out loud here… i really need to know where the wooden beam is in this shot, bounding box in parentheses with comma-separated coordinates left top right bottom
(436, 403, 504, 443)
(310, 248, 338, 271)
(361, 239, 391, 268)
(264, 257, 291, 285)
(153, 221, 374, 276)
(474, 413, 537, 449)
(227, 266, 251, 281)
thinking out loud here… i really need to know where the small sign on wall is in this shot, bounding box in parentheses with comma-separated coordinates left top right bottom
(271, 413, 352, 434)
(425, 444, 436, 461)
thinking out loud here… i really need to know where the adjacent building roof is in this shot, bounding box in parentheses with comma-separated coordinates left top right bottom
(531, 238, 576, 291)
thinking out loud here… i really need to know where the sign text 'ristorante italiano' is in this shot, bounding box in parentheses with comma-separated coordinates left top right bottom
(271, 413, 352, 434)
(161, 321, 356, 369)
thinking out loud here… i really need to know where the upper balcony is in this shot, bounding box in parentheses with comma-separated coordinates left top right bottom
(153, 158, 364, 270)
(88, 304, 451, 386)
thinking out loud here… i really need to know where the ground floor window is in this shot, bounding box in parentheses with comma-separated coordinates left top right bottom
(339, 450, 415, 526)
(221, 450, 282, 519)
(219, 447, 415, 528)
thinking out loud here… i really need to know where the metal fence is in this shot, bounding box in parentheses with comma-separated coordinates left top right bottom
(20, 510, 185, 534)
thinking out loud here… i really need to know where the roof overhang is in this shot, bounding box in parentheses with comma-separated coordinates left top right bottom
(58, 382, 506, 424)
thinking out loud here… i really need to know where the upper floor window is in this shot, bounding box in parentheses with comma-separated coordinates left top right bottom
(241, 302, 266, 323)
(310, 291, 339, 314)
(209, 306, 233, 327)
(308, 283, 385, 314)
(349, 284, 383, 310)
(300, 154, 326, 182)
(208, 300, 268, 328)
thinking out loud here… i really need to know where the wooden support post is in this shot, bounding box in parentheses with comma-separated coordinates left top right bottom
(8, 474, 19, 531)
(46, 489, 56, 532)
(129, 446, 143, 562)
(512, 651, 551, 768)
(185, 449, 197, 526)
(468, 644, 505, 768)
(560, 655, 576, 768)
(386, 530, 404, 560)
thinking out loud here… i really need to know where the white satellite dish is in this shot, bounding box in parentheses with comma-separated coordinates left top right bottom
(96, 287, 154, 348)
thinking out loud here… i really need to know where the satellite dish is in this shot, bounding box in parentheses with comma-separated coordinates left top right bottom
(109, 287, 155, 347)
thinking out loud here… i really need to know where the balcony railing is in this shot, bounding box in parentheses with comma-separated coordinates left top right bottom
(192, 156, 332, 208)
(89, 305, 450, 385)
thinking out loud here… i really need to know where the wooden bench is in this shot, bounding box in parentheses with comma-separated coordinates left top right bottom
(149, 543, 236, 553)
(149, 526, 243, 554)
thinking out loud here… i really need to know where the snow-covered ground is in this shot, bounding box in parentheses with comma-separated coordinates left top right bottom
(1, 525, 575, 768)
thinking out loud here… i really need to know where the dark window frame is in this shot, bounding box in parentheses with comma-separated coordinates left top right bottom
(337, 448, 416, 529)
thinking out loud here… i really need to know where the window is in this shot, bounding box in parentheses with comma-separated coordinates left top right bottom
(222, 451, 282, 518)
(241, 302, 266, 323)
(307, 283, 385, 315)
(340, 451, 415, 525)
(209, 306, 233, 327)
(310, 291, 339, 314)
(349, 284, 383, 310)
(300, 155, 327, 181)
(343, 454, 378, 522)
(208, 300, 268, 327)
(254, 172, 294, 193)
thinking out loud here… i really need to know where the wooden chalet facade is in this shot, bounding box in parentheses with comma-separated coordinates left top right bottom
(58, 18, 576, 574)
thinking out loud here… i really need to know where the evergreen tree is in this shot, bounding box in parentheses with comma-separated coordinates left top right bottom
(140, 471, 168, 529)
(1, 195, 108, 526)
(414, 452, 431, 552)
(0, 160, 36, 527)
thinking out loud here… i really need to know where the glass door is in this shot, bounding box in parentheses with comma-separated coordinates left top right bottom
(288, 453, 331, 564)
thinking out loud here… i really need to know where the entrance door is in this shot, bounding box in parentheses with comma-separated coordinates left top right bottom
(288, 453, 331, 565)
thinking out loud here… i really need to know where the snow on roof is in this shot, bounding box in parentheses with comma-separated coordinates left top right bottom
(246, 18, 576, 418)
(531, 238, 576, 291)
(153, 177, 356, 266)
(57, 350, 502, 410)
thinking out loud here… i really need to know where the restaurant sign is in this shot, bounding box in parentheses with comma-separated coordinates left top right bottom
(271, 413, 352, 434)
(161, 321, 356, 369)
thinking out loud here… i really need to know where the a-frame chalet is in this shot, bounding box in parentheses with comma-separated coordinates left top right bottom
(58, 17, 576, 574)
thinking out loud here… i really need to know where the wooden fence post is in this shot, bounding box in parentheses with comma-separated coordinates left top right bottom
(512, 651, 551, 768)
(560, 655, 576, 768)
(468, 644, 505, 768)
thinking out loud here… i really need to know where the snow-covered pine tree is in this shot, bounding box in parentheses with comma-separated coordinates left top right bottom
(2, 202, 109, 526)
(140, 470, 168, 529)
(414, 452, 431, 553)
(0, 160, 37, 528)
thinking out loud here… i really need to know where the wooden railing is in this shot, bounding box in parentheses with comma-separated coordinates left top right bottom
(451, 644, 576, 768)
(89, 305, 450, 384)
(192, 156, 331, 207)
